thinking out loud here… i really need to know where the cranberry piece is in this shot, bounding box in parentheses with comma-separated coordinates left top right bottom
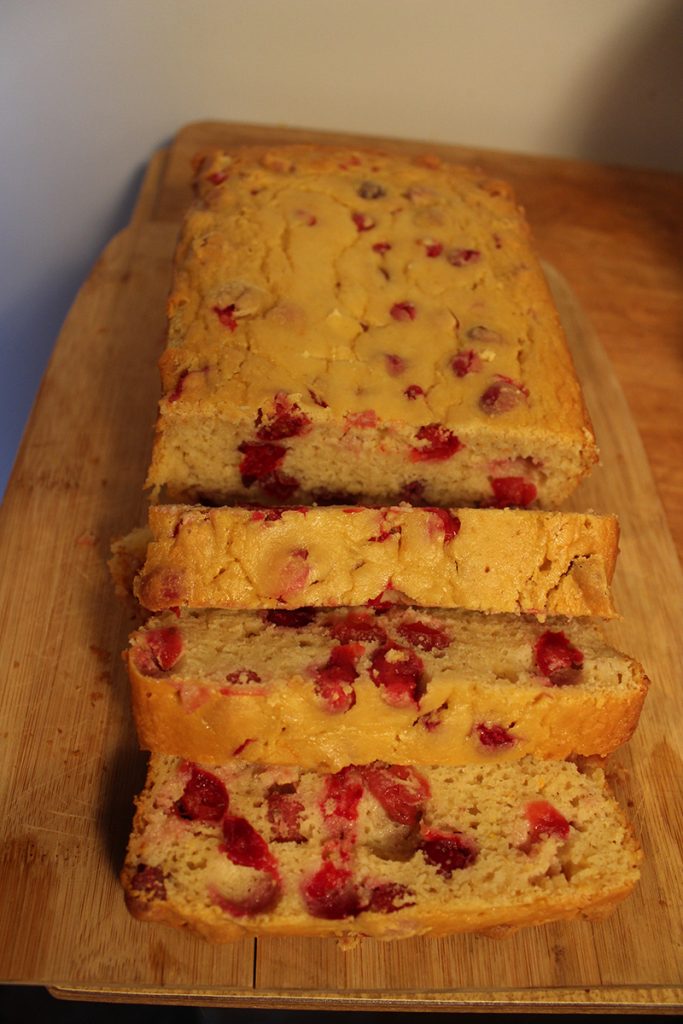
(250, 508, 284, 522)
(446, 248, 481, 267)
(322, 766, 364, 824)
(534, 631, 584, 685)
(369, 643, 425, 707)
(361, 763, 430, 826)
(275, 547, 309, 599)
(314, 643, 363, 714)
(452, 349, 482, 377)
(207, 170, 228, 186)
(213, 873, 281, 917)
(267, 783, 306, 843)
(420, 239, 443, 258)
(265, 608, 316, 628)
(426, 508, 461, 542)
(329, 611, 387, 646)
(137, 627, 183, 673)
(175, 765, 229, 823)
(255, 393, 311, 441)
(490, 476, 537, 508)
(479, 376, 529, 415)
(410, 423, 463, 461)
(372, 241, 392, 253)
(345, 410, 378, 429)
(366, 881, 416, 913)
(525, 800, 570, 844)
(221, 814, 278, 875)
(357, 180, 385, 199)
(213, 304, 238, 331)
(390, 301, 417, 322)
(302, 861, 362, 919)
(168, 369, 188, 403)
(225, 668, 262, 685)
(404, 384, 424, 400)
(352, 212, 375, 232)
(385, 354, 405, 376)
(420, 827, 478, 877)
(238, 441, 286, 484)
(397, 619, 451, 651)
(476, 722, 515, 748)
(130, 864, 167, 900)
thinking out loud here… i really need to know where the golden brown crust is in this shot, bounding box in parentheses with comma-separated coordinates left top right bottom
(134, 505, 619, 617)
(125, 609, 648, 768)
(122, 876, 639, 944)
(128, 664, 647, 768)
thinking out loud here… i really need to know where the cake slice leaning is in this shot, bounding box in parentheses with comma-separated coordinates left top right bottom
(121, 754, 641, 943)
(126, 607, 647, 769)
(134, 504, 619, 617)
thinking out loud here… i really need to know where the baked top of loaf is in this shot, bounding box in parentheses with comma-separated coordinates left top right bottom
(146, 144, 597, 508)
(134, 504, 619, 617)
(127, 607, 647, 768)
(121, 754, 641, 943)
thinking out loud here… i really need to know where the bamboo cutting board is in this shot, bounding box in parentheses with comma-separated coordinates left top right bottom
(0, 123, 681, 1012)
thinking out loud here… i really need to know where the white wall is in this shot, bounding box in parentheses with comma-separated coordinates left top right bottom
(1, 0, 681, 494)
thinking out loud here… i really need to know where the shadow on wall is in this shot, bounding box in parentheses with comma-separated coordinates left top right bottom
(574, 0, 683, 172)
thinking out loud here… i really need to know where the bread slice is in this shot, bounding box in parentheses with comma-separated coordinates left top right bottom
(126, 607, 647, 768)
(134, 504, 619, 617)
(121, 754, 641, 943)
(145, 145, 597, 509)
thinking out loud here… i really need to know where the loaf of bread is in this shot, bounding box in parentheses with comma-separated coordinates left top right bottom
(134, 504, 619, 617)
(127, 607, 647, 768)
(145, 144, 597, 509)
(121, 754, 641, 943)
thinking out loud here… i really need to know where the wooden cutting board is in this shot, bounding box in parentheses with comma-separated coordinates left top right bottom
(0, 123, 681, 1012)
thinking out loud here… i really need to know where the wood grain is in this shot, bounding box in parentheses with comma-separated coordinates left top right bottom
(1, 122, 681, 1010)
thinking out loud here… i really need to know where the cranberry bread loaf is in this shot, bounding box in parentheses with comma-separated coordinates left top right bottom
(145, 144, 597, 509)
(122, 755, 641, 943)
(127, 608, 647, 768)
(134, 504, 619, 617)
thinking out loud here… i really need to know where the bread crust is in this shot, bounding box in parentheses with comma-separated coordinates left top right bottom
(122, 877, 639, 944)
(134, 505, 620, 617)
(126, 609, 647, 768)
